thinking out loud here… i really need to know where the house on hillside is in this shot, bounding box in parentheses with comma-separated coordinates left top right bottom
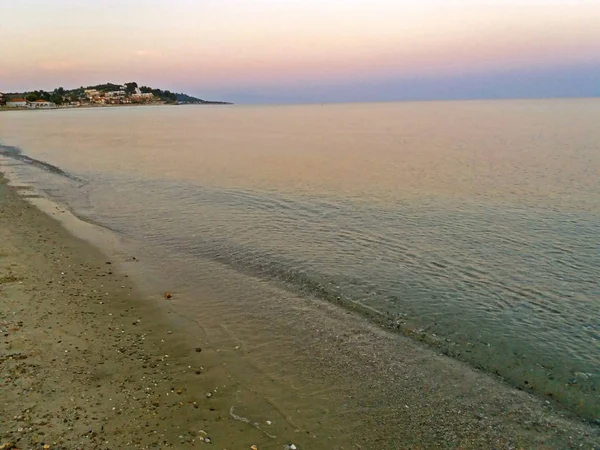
(29, 100, 56, 109)
(105, 90, 126, 97)
(6, 98, 28, 108)
(84, 89, 100, 99)
(131, 92, 153, 102)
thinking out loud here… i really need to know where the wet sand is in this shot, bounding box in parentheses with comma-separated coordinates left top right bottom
(1, 173, 599, 449)
(0, 177, 282, 449)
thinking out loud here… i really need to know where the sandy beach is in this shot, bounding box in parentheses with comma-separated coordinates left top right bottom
(1, 169, 599, 449)
(0, 176, 281, 449)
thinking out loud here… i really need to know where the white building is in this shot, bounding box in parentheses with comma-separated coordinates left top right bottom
(106, 90, 126, 97)
(132, 92, 153, 100)
(6, 98, 28, 107)
(29, 100, 56, 109)
(84, 89, 100, 99)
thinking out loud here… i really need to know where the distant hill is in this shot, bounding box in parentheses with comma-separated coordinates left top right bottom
(3, 82, 231, 106)
(175, 92, 231, 105)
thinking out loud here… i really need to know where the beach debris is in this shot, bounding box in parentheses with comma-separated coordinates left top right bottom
(204, 437, 212, 443)
(284, 445, 297, 450)
(164, 292, 173, 299)
(266, 420, 272, 425)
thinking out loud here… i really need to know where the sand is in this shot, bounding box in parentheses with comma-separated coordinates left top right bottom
(1, 173, 599, 449)
(0, 177, 279, 449)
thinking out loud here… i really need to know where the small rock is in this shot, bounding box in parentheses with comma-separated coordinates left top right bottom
(195, 347, 202, 353)
(206, 392, 212, 398)
(204, 437, 211, 443)
(250, 446, 258, 450)
(164, 292, 173, 299)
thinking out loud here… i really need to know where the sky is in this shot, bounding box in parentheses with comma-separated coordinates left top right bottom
(1, 0, 599, 103)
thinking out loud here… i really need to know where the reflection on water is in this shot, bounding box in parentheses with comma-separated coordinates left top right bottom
(1, 99, 599, 420)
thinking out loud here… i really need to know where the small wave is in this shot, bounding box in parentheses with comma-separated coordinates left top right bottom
(0, 143, 83, 183)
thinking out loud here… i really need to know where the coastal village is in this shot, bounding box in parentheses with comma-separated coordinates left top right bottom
(0, 82, 224, 109)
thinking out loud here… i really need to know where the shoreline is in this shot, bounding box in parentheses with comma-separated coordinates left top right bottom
(1, 169, 599, 449)
(0, 102, 231, 113)
(0, 174, 287, 449)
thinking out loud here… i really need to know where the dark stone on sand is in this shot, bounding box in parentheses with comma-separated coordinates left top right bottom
(195, 347, 201, 352)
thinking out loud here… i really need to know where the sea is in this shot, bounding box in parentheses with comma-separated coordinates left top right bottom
(1, 99, 599, 423)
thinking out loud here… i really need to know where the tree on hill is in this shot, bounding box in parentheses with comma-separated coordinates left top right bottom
(50, 93, 64, 105)
(125, 82, 138, 94)
(88, 83, 122, 92)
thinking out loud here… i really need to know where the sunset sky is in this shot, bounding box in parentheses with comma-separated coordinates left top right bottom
(1, 0, 599, 103)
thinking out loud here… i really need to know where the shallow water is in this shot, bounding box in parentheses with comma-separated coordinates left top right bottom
(1, 100, 599, 421)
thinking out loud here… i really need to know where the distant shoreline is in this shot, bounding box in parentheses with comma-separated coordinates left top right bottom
(0, 102, 232, 112)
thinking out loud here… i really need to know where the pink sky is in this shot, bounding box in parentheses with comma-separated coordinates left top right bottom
(1, 0, 599, 102)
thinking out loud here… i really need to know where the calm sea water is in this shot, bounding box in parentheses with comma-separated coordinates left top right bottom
(1, 100, 599, 420)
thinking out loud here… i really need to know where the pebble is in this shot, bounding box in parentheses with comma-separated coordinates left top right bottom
(206, 392, 212, 398)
